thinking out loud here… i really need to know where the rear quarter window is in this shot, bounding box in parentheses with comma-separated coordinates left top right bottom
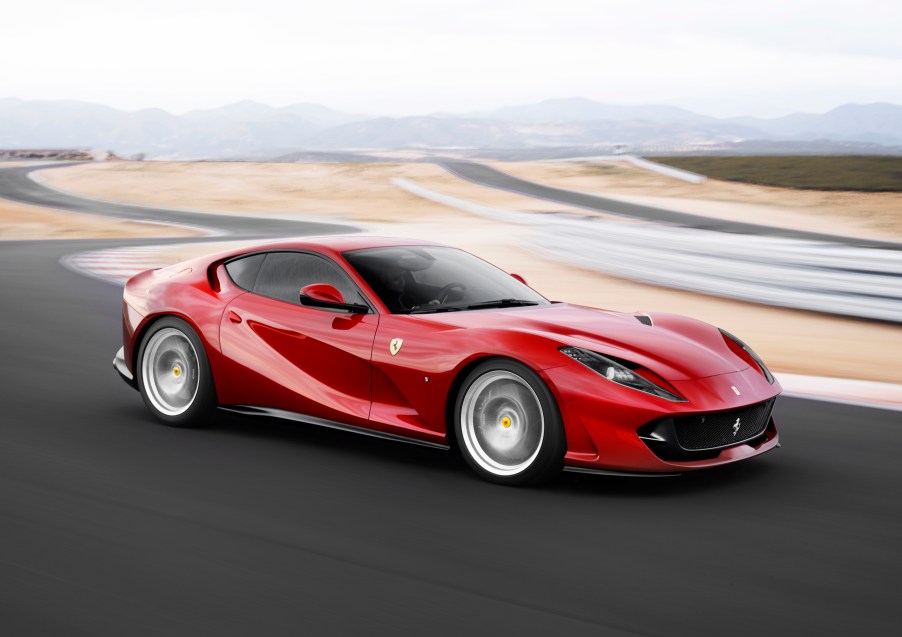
(224, 253, 266, 291)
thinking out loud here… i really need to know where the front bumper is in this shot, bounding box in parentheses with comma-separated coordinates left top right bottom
(637, 397, 777, 461)
(113, 346, 137, 390)
(544, 362, 781, 474)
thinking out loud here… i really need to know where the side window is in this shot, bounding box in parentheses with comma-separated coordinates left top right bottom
(225, 253, 266, 291)
(253, 252, 367, 307)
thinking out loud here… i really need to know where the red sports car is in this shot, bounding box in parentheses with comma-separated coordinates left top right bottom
(114, 236, 781, 484)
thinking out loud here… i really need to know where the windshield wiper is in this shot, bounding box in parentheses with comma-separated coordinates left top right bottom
(403, 306, 465, 314)
(466, 299, 540, 310)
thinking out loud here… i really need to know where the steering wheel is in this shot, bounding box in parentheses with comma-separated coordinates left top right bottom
(436, 282, 467, 304)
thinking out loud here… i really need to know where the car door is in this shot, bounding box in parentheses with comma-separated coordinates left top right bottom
(218, 251, 379, 426)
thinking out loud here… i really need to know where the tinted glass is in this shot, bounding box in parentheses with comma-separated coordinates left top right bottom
(253, 252, 367, 306)
(224, 253, 266, 291)
(343, 246, 548, 313)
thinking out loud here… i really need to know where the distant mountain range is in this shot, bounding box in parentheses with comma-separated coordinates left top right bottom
(1, 96, 901, 160)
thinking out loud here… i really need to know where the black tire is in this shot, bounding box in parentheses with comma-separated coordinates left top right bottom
(454, 358, 565, 485)
(136, 316, 218, 428)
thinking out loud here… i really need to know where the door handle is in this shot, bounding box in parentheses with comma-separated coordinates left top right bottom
(228, 311, 242, 324)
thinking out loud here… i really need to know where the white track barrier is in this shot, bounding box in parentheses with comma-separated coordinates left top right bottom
(394, 178, 902, 323)
(552, 155, 706, 183)
(626, 156, 706, 183)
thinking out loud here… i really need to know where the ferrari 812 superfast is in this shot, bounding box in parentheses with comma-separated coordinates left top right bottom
(115, 236, 780, 484)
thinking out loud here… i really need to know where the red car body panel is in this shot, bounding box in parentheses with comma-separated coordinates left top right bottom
(121, 236, 781, 474)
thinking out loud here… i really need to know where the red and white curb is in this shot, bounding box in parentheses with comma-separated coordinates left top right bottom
(61, 246, 173, 284)
(61, 246, 902, 413)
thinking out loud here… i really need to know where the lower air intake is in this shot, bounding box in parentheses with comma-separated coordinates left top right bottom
(673, 399, 775, 451)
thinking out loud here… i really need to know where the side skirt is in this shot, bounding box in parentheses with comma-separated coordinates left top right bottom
(219, 405, 450, 451)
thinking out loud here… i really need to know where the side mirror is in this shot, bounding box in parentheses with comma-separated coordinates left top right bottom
(302, 283, 345, 304)
(299, 284, 368, 313)
(510, 273, 529, 286)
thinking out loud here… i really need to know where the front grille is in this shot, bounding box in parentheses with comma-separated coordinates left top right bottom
(673, 399, 774, 451)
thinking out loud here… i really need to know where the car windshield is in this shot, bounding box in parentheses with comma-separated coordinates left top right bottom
(342, 246, 549, 314)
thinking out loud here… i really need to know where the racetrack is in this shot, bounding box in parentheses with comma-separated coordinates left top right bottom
(439, 160, 902, 250)
(1, 165, 900, 636)
(0, 163, 352, 239)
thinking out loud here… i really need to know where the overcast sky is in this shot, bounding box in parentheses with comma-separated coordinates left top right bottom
(2, 0, 900, 117)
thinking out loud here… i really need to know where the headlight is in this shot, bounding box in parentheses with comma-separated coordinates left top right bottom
(719, 329, 775, 384)
(559, 346, 686, 402)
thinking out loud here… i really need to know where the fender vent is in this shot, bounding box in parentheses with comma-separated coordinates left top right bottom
(635, 314, 653, 326)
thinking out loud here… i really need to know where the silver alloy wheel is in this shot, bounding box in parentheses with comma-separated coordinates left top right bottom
(460, 370, 545, 476)
(141, 327, 201, 417)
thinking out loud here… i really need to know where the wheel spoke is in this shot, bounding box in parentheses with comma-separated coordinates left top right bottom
(141, 328, 200, 416)
(461, 370, 545, 476)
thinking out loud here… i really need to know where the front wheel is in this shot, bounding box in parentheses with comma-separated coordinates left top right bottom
(454, 359, 565, 485)
(137, 317, 217, 427)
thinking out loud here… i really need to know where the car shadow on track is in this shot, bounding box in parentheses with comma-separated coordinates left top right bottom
(112, 397, 787, 499)
(212, 408, 466, 470)
(551, 456, 784, 498)
(143, 407, 783, 498)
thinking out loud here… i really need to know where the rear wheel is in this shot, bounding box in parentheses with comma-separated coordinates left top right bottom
(137, 317, 217, 427)
(454, 359, 565, 485)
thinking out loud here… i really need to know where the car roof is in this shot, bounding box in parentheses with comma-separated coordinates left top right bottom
(238, 234, 442, 255)
(193, 235, 447, 269)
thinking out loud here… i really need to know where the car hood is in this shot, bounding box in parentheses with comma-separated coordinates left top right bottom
(416, 303, 745, 381)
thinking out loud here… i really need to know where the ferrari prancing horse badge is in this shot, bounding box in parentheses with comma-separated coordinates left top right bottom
(390, 338, 403, 356)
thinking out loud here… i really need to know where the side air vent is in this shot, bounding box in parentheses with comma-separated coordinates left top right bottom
(634, 314, 653, 326)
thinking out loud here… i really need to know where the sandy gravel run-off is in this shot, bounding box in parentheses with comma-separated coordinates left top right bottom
(0, 197, 205, 241)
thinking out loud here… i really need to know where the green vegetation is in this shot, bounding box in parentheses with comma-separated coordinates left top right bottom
(646, 156, 902, 192)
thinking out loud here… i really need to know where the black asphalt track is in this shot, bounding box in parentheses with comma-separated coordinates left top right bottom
(439, 160, 902, 250)
(0, 164, 899, 636)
